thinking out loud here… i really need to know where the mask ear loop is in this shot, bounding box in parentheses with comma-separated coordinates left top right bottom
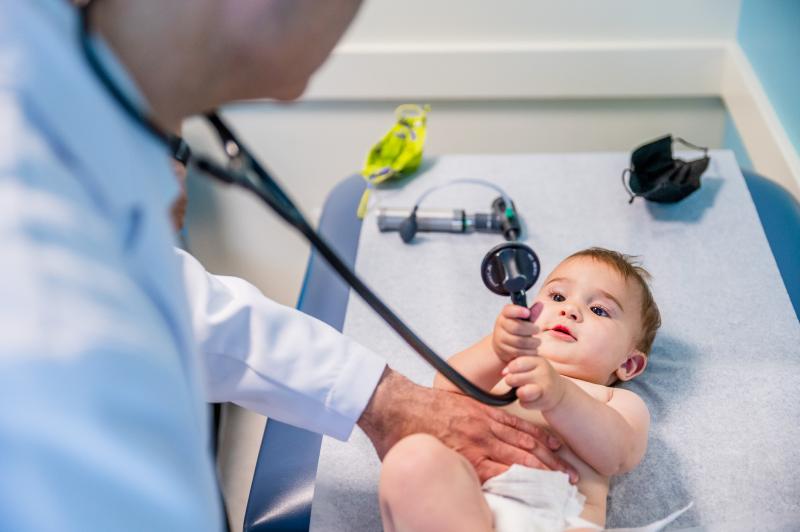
(621, 167, 637, 204)
(674, 137, 709, 158)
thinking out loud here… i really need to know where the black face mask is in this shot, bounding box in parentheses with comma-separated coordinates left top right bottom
(622, 135, 710, 203)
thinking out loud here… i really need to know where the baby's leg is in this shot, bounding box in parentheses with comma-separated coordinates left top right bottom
(379, 433, 493, 532)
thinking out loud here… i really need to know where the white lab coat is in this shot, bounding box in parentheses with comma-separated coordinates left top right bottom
(0, 1, 385, 530)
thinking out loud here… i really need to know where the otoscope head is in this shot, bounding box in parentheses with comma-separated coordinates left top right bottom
(481, 242, 540, 307)
(491, 196, 521, 241)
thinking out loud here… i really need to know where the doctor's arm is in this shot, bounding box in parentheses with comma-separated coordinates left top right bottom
(178, 248, 384, 441)
(177, 249, 577, 483)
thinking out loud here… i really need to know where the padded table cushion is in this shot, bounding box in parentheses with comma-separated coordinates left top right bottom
(309, 151, 800, 531)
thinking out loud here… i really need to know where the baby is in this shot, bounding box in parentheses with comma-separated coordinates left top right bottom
(378, 247, 661, 532)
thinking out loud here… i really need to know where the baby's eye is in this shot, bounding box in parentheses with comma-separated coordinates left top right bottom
(591, 306, 610, 318)
(550, 292, 565, 302)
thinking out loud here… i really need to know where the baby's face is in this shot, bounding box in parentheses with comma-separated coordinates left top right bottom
(531, 257, 644, 385)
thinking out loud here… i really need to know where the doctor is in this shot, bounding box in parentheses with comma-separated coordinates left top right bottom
(0, 0, 575, 530)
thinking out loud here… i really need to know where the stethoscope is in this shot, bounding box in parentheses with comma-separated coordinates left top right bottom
(78, 2, 539, 406)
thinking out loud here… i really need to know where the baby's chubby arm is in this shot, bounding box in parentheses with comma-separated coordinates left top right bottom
(504, 357, 650, 476)
(433, 303, 542, 392)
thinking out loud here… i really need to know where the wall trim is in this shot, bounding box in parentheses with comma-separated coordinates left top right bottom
(307, 40, 727, 100)
(721, 44, 800, 196)
(302, 40, 799, 196)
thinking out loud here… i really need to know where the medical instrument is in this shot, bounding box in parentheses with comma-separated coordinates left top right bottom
(379, 178, 521, 243)
(492, 196, 522, 241)
(378, 197, 520, 243)
(78, 4, 519, 406)
(377, 206, 504, 237)
(481, 242, 540, 307)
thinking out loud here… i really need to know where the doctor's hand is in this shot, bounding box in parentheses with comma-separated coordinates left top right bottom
(492, 302, 543, 364)
(358, 368, 578, 484)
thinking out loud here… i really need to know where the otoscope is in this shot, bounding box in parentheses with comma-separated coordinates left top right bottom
(78, 2, 537, 406)
(376, 196, 522, 242)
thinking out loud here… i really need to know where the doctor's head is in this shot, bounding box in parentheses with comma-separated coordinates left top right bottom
(89, 0, 363, 127)
(531, 248, 661, 386)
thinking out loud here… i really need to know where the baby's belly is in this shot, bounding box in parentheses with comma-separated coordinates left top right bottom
(502, 403, 610, 527)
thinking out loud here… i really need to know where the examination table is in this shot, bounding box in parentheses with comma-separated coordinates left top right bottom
(243, 151, 800, 531)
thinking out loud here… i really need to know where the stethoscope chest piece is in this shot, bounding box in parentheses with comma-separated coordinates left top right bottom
(481, 242, 540, 307)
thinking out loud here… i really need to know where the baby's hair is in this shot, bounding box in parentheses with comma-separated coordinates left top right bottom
(566, 248, 661, 356)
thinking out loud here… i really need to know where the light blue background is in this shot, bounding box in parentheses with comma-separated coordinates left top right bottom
(725, 0, 800, 173)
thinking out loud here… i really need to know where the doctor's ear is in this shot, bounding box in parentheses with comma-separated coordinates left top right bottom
(615, 350, 647, 382)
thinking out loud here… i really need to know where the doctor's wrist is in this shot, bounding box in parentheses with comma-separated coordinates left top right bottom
(357, 367, 420, 459)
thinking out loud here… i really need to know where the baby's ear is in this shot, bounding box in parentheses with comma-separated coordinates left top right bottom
(615, 350, 647, 382)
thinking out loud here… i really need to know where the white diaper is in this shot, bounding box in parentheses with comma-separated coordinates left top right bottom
(482, 465, 601, 532)
(482, 465, 693, 532)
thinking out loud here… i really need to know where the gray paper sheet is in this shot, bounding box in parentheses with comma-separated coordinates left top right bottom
(310, 152, 800, 531)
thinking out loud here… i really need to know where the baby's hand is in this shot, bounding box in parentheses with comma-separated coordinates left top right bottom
(503, 356, 565, 411)
(491, 302, 542, 364)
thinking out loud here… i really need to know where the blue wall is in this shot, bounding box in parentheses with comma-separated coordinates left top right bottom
(726, 1, 800, 172)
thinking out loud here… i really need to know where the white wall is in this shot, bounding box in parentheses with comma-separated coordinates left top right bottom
(304, 0, 740, 101)
(340, 0, 739, 43)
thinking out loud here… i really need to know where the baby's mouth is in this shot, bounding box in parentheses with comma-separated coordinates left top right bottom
(548, 325, 576, 341)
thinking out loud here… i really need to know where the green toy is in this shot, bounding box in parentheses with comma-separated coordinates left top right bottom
(358, 104, 430, 218)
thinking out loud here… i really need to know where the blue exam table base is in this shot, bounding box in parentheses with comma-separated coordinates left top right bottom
(244, 176, 365, 532)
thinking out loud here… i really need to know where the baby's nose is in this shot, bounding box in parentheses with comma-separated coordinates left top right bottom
(560, 308, 580, 321)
